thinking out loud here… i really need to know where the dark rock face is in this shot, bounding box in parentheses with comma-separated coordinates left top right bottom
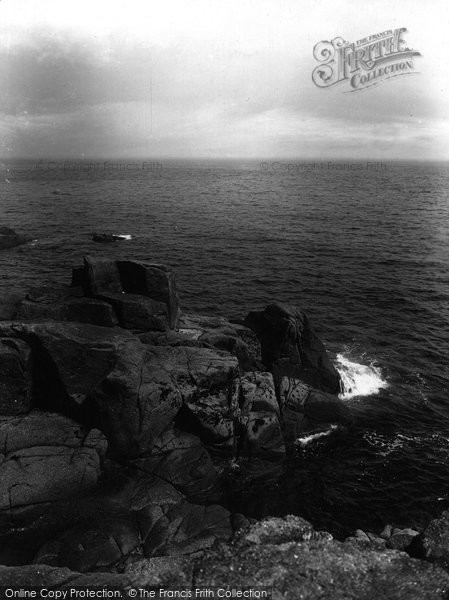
(83, 256, 123, 296)
(31, 473, 232, 571)
(0, 321, 137, 412)
(0, 227, 29, 250)
(387, 528, 419, 551)
(244, 303, 341, 394)
(0, 259, 375, 586)
(117, 260, 179, 329)
(143, 502, 231, 558)
(0, 412, 107, 528)
(78, 257, 180, 330)
(89, 344, 238, 457)
(0, 338, 33, 415)
(98, 292, 168, 331)
(417, 510, 449, 569)
(127, 474, 232, 560)
(131, 428, 219, 503)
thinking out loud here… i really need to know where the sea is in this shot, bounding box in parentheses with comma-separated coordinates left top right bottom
(1, 158, 449, 538)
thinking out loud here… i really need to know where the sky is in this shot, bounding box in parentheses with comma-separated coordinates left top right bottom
(0, 0, 448, 160)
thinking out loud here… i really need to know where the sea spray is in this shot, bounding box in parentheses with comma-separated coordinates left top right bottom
(295, 424, 339, 448)
(336, 354, 388, 399)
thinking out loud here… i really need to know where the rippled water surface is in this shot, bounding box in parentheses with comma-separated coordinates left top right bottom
(1, 159, 449, 536)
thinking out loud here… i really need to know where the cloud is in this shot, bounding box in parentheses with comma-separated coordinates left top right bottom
(0, 0, 448, 159)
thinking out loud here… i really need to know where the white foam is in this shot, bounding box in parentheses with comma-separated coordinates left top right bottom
(336, 354, 388, 399)
(117, 234, 132, 240)
(296, 425, 338, 447)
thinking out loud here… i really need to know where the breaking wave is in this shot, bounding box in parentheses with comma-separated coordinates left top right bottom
(336, 354, 388, 399)
(296, 425, 339, 447)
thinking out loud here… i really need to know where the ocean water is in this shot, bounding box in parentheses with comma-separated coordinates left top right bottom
(1, 158, 449, 537)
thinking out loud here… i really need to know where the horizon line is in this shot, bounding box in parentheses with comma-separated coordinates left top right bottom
(2, 156, 449, 163)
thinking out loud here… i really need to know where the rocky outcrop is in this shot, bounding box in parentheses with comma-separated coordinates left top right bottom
(3, 515, 449, 597)
(89, 343, 239, 457)
(0, 227, 29, 250)
(0, 412, 107, 528)
(79, 257, 180, 330)
(244, 303, 341, 394)
(0, 258, 379, 590)
(117, 260, 179, 329)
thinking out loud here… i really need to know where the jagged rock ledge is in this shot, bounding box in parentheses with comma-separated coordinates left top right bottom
(0, 257, 448, 597)
(1, 516, 449, 599)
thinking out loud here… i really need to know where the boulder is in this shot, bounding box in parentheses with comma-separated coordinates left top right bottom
(0, 338, 33, 415)
(417, 510, 449, 569)
(244, 303, 341, 394)
(235, 515, 318, 547)
(77, 258, 180, 330)
(380, 524, 393, 539)
(387, 528, 419, 551)
(0, 226, 29, 250)
(117, 260, 179, 329)
(0, 412, 107, 528)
